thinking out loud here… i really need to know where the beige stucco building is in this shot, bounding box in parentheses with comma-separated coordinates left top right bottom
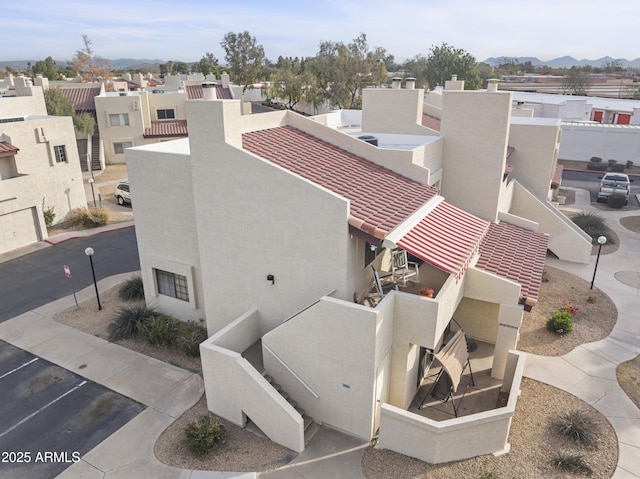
(125, 78, 591, 462)
(0, 78, 87, 254)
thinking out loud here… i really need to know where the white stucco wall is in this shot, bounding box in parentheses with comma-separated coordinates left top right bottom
(126, 139, 205, 322)
(559, 122, 640, 162)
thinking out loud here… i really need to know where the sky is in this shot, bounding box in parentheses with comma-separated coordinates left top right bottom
(3, 0, 640, 64)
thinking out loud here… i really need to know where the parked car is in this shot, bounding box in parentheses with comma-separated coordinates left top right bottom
(597, 173, 632, 204)
(114, 181, 131, 205)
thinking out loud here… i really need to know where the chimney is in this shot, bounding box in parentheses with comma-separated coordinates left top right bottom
(487, 79, 499, 93)
(451, 74, 458, 81)
(201, 82, 217, 100)
(405, 77, 416, 90)
(391, 77, 402, 89)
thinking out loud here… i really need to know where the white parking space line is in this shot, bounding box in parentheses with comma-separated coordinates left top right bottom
(0, 357, 39, 380)
(0, 380, 87, 439)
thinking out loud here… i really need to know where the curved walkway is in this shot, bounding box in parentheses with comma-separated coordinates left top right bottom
(525, 187, 640, 478)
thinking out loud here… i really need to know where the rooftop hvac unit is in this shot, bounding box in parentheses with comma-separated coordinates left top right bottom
(358, 135, 378, 147)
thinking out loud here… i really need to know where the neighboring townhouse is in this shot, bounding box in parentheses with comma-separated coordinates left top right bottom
(94, 73, 235, 165)
(0, 78, 86, 253)
(126, 78, 592, 462)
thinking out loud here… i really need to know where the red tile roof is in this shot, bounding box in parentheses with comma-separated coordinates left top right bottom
(422, 113, 441, 131)
(476, 222, 549, 299)
(144, 120, 188, 138)
(397, 201, 490, 280)
(0, 141, 19, 157)
(186, 84, 233, 100)
(242, 126, 438, 240)
(59, 87, 101, 111)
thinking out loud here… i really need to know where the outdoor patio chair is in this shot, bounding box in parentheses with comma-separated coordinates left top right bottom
(391, 248, 419, 285)
(366, 265, 399, 306)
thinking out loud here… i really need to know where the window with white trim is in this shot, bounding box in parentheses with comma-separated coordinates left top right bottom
(155, 269, 189, 302)
(109, 113, 130, 126)
(113, 141, 133, 154)
(157, 109, 176, 120)
(54, 145, 67, 163)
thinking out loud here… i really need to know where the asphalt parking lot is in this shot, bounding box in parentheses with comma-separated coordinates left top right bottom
(0, 340, 145, 479)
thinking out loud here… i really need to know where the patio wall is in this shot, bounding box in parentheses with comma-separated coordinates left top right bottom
(378, 350, 526, 464)
(200, 308, 305, 452)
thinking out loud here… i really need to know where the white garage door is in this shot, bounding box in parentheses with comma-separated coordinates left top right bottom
(0, 208, 41, 254)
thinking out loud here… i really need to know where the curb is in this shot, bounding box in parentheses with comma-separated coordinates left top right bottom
(44, 221, 135, 246)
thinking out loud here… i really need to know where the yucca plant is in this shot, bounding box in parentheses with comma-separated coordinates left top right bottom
(554, 453, 593, 475)
(119, 275, 145, 301)
(553, 409, 597, 446)
(108, 304, 156, 341)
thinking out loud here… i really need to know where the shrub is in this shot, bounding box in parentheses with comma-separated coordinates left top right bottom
(626, 160, 634, 169)
(610, 163, 626, 172)
(68, 207, 109, 228)
(590, 156, 602, 163)
(138, 314, 180, 347)
(119, 275, 145, 301)
(560, 299, 579, 316)
(572, 211, 614, 243)
(607, 193, 626, 209)
(586, 162, 607, 171)
(108, 304, 156, 341)
(607, 159, 617, 166)
(553, 453, 593, 475)
(178, 320, 208, 357)
(553, 409, 598, 446)
(547, 310, 573, 335)
(42, 198, 55, 227)
(184, 415, 226, 455)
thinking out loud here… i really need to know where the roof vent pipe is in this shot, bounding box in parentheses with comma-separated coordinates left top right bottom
(405, 77, 416, 90)
(487, 79, 499, 93)
(201, 82, 217, 100)
(391, 77, 402, 89)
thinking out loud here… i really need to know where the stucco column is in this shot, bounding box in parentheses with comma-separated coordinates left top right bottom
(492, 303, 523, 379)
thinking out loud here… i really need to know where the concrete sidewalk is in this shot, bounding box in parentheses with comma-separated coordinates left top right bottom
(525, 187, 640, 478)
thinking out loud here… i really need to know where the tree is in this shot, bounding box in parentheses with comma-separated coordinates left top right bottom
(562, 67, 589, 95)
(71, 35, 111, 81)
(195, 52, 221, 77)
(220, 31, 265, 92)
(43, 87, 74, 117)
(43, 87, 95, 136)
(32, 57, 61, 80)
(423, 43, 482, 90)
(172, 61, 190, 74)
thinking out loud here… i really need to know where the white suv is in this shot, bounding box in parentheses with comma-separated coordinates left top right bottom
(114, 181, 131, 205)
(597, 173, 632, 204)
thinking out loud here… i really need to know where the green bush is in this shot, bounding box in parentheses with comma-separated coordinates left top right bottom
(607, 193, 626, 209)
(68, 207, 109, 228)
(590, 156, 602, 163)
(138, 314, 180, 347)
(42, 198, 56, 227)
(184, 415, 226, 455)
(119, 275, 145, 301)
(108, 304, 156, 341)
(586, 162, 607, 171)
(547, 310, 573, 335)
(553, 409, 597, 446)
(553, 453, 593, 475)
(178, 320, 208, 357)
(610, 163, 626, 172)
(572, 211, 614, 244)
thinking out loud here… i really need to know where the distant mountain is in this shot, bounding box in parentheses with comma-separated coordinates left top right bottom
(483, 56, 640, 69)
(0, 58, 169, 72)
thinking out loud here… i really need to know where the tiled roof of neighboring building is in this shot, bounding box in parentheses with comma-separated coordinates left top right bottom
(397, 201, 490, 280)
(59, 87, 101, 111)
(242, 125, 438, 240)
(0, 141, 19, 157)
(186, 84, 233, 100)
(421, 113, 441, 131)
(476, 222, 549, 300)
(144, 120, 188, 138)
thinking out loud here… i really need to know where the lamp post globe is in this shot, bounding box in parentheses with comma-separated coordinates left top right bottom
(85, 246, 102, 310)
(590, 236, 607, 290)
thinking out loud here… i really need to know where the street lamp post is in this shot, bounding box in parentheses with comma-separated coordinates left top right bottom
(88, 178, 97, 207)
(590, 236, 607, 290)
(85, 247, 102, 310)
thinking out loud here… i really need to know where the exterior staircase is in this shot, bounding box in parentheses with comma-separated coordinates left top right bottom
(261, 372, 318, 445)
(90, 132, 101, 170)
